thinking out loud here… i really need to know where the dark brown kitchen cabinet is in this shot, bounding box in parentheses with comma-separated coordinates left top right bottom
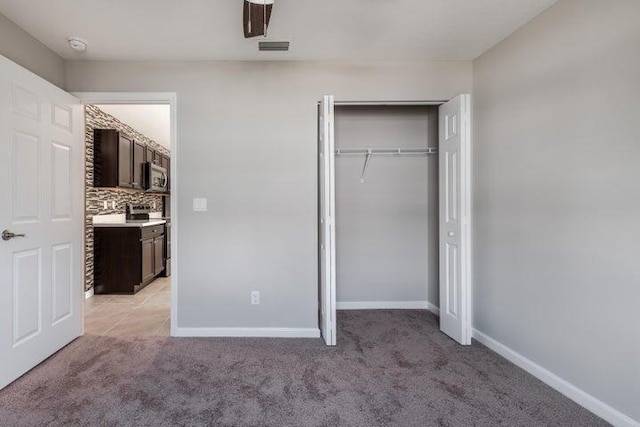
(132, 141, 146, 190)
(142, 233, 164, 281)
(154, 235, 165, 275)
(145, 147, 155, 164)
(141, 237, 155, 283)
(94, 129, 146, 190)
(146, 147, 161, 165)
(94, 224, 166, 294)
(117, 134, 132, 187)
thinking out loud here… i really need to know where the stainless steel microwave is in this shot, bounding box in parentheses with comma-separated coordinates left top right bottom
(145, 162, 168, 192)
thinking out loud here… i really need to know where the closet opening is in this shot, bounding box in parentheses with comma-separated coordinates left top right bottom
(334, 104, 439, 310)
(318, 96, 471, 347)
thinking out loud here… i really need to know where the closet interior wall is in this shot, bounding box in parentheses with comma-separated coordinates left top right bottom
(334, 105, 439, 308)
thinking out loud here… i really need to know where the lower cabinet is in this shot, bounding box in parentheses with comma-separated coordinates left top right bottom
(154, 235, 165, 275)
(141, 237, 155, 283)
(94, 224, 166, 294)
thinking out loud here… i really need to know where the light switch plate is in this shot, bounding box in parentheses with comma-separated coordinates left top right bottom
(193, 198, 207, 212)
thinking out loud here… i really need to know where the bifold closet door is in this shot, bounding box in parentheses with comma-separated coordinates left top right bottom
(318, 95, 337, 346)
(438, 94, 472, 345)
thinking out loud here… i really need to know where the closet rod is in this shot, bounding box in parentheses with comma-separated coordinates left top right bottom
(334, 147, 438, 156)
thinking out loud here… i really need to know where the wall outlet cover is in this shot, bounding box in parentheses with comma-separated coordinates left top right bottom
(193, 198, 207, 212)
(251, 291, 260, 305)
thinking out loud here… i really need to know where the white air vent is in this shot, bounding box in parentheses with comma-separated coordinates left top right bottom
(258, 41, 289, 52)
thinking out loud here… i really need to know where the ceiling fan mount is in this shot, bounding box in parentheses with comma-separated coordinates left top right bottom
(243, 0, 275, 38)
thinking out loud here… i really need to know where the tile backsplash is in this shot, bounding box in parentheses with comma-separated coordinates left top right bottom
(85, 105, 170, 292)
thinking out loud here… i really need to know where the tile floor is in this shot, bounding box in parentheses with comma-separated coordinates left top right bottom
(84, 277, 171, 336)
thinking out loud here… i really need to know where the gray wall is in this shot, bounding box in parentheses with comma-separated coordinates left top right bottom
(473, 0, 640, 421)
(334, 106, 439, 305)
(65, 61, 472, 329)
(0, 13, 65, 88)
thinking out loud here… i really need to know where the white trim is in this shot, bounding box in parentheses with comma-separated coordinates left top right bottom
(322, 101, 447, 106)
(472, 329, 639, 427)
(337, 301, 429, 310)
(84, 288, 94, 300)
(174, 327, 320, 338)
(336, 301, 440, 316)
(73, 92, 179, 338)
(426, 301, 440, 316)
(70, 92, 176, 105)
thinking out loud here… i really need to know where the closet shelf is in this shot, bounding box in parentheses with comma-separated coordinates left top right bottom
(334, 147, 437, 156)
(334, 147, 437, 183)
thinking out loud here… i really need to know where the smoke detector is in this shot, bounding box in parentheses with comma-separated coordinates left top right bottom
(67, 37, 88, 52)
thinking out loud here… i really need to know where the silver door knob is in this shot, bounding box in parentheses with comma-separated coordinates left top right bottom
(2, 230, 26, 241)
(448, 231, 454, 237)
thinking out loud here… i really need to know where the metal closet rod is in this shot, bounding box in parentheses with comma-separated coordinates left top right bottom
(334, 147, 438, 155)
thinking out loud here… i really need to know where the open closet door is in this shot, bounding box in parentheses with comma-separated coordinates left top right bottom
(438, 94, 472, 345)
(0, 55, 84, 388)
(318, 95, 337, 346)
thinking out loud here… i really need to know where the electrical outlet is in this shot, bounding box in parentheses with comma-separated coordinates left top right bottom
(111, 201, 116, 209)
(103, 201, 108, 209)
(251, 291, 260, 305)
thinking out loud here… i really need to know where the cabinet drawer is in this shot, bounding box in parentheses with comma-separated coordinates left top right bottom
(141, 225, 164, 240)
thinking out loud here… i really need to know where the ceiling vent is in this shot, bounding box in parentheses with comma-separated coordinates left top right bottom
(258, 41, 289, 52)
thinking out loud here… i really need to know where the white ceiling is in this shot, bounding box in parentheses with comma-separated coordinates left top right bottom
(95, 104, 171, 149)
(0, 0, 557, 61)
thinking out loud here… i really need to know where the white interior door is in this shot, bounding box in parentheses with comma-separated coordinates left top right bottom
(0, 55, 84, 388)
(318, 95, 337, 346)
(438, 94, 472, 345)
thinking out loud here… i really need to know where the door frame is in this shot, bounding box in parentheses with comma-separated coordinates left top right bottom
(318, 97, 472, 345)
(72, 92, 179, 336)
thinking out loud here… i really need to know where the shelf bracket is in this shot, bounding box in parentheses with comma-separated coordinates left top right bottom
(360, 150, 372, 184)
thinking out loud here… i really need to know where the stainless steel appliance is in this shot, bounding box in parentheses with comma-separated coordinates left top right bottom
(126, 203, 152, 221)
(145, 162, 168, 192)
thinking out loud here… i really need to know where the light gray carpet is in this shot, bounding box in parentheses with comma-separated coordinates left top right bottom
(0, 310, 608, 426)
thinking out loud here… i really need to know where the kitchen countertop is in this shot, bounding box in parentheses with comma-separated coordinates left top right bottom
(93, 220, 167, 228)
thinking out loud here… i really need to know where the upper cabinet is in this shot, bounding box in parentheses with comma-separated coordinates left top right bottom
(94, 129, 169, 191)
(132, 140, 145, 190)
(145, 146, 162, 166)
(115, 132, 133, 188)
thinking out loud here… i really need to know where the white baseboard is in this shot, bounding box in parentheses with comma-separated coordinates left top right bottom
(84, 288, 94, 299)
(472, 329, 639, 427)
(337, 300, 440, 317)
(174, 327, 320, 339)
(426, 301, 440, 316)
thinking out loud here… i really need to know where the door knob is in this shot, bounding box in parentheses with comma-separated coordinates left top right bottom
(2, 230, 26, 241)
(448, 231, 455, 237)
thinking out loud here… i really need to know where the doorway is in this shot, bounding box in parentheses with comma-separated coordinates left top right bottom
(318, 95, 471, 346)
(73, 93, 178, 338)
